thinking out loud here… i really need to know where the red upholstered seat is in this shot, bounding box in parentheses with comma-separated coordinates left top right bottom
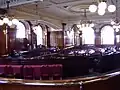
(11, 65, 22, 78)
(0, 64, 62, 80)
(23, 65, 33, 79)
(31, 65, 41, 80)
(5, 65, 13, 77)
(48, 64, 54, 78)
(52, 64, 62, 80)
(40, 65, 49, 80)
(0, 65, 6, 76)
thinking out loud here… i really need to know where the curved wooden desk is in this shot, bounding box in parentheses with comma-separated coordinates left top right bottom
(0, 71, 119, 90)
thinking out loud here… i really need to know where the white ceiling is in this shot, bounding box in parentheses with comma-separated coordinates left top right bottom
(1, 0, 120, 29)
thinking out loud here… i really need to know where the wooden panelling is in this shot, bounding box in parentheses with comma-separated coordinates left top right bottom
(0, 26, 6, 55)
(0, 84, 80, 90)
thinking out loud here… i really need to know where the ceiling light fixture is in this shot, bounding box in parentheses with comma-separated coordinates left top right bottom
(111, 0, 120, 32)
(98, 2, 107, 10)
(89, 4, 97, 12)
(108, 5, 116, 12)
(89, 1, 116, 16)
(0, 0, 19, 26)
(98, 9, 105, 16)
(77, 9, 95, 30)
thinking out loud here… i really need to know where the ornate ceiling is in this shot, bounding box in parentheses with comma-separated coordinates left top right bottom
(0, 0, 120, 29)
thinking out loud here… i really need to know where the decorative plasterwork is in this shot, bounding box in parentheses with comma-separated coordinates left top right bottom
(0, 0, 40, 8)
(68, 2, 96, 13)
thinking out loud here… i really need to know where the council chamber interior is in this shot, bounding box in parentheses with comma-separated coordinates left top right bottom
(0, 0, 120, 90)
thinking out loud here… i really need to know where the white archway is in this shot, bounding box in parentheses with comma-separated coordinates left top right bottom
(82, 27, 95, 44)
(33, 25, 43, 45)
(66, 29, 74, 45)
(16, 22, 26, 38)
(101, 25, 114, 45)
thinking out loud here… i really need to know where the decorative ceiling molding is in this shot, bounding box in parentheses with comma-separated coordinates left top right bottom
(9, 9, 62, 29)
(68, 2, 94, 13)
(0, 0, 120, 29)
(11, 6, 63, 21)
(50, 0, 82, 5)
(0, 0, 41, 8)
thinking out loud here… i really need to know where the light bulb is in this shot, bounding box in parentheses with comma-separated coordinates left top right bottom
(80, 25, 82, 28)
(90, 23, 95, 27)
(115, 28, 119, 32)
(108, 5, 116, 12)
(82, 24, 85, 28)
(98, 9, 105, 16)
(113, 25, 117, 29)
(12, 19, 19, 25)
(89, 4, 97, 12)
(0, 20, 4, 26)
(3, 18, 9, 24)
(98, 2, 107, 10)
(111, 21, 115, 25)
(77, 25, 81, 28)
(8, 21, 13, 26)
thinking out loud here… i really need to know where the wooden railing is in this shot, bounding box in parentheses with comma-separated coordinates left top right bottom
(0, 70, 119, 90)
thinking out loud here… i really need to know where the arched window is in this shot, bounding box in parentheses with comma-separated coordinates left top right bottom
(33, 25, 43, 45)
(101, 25, 114, 45)
(66, 29, 74, 46)
(22, 21, 31, 39)
(82, 27, 95, 44)
(16, 22, 26, 38)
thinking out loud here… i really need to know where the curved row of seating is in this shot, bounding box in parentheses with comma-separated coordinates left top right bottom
(0, 68, 119, 90)
(0, 64, 62, 80)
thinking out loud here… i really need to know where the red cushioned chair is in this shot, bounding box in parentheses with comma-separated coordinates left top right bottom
(47, 64, 55, 80)
(40, 65, 49, 80)
(23, 65, 34, 80)
(0, 65, 6, 77)
(31, 65, 41, 80)
(5, 65, 14, 78)
(11, 65, 22, 78)
(52, 64, 62, 80)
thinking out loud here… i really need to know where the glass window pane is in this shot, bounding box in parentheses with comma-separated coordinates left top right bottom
(16, 22, 25, 38)
(101, 26, 114, 45)
(33, 25, 43, 45)
(82, 27, 95, 44)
